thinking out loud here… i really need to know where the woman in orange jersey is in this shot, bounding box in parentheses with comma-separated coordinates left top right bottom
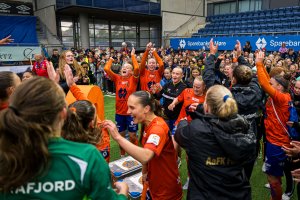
(256, 51, 291, 200)
(140, 42, 164, 92)
(104, 48, 140, 157)
(102, 91, 183, 200)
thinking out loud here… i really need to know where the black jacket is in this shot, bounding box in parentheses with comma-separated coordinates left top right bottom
(175, 113, 256, 200)
(203, 54, 230, 89)
(154, 81, 186, 120)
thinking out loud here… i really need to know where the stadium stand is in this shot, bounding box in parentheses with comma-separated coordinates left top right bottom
(192, 6, 300, 37)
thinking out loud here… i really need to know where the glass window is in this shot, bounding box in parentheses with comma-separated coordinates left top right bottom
(94, 20, 109, 29)
(255, 0, 262, 11)
(62, 37, 74, 46)
(239, 0, 250, 13)
(140, 23, 149, 30)
(95, 38, 109, 46)
(124, 22, 136, 31)
(61, 27, 73, 37)
(125, 30, 136, 39)
(90, 38, 95, 46)
(214, 4, 220, 15)
(230, 2, 236, 13)
(61, 21, 73, 27)
(95, 29, 109, 38)
(111, 22, 124, 31)
(219, 3, 230, 14)
(111, 30, 124, 38)
(140, 30, 149, 38)
(89, 23, 94, 29)
(140, 39, 149, 47)
(89, 29, 94, 37)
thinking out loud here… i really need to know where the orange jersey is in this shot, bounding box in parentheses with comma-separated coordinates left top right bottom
(140, 70, 163, 91)
(104, 59, 139, 115)
(113, 75, 138, 115)
(265, 91, 291, 147)
(142, 117, 182, 200)
(140, 50, 164, 92)
(175, 88, 205, 125)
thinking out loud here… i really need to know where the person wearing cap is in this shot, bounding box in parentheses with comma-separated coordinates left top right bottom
(175, 84, 255, 199)
(256, 51, 292, 200)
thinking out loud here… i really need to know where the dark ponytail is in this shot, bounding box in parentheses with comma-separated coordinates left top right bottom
(0, 77, 66, 192)
(131, 91, 165, 119)
(62, 100, 101, 145)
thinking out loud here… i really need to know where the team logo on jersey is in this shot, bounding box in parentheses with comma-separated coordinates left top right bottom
(118, 88, 127, 99)
(101, 147, 110, 159)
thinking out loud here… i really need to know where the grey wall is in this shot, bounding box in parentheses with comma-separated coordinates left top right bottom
(34, 0, 57, 36)
(262, 0, 299, 10)
(161, 0, 205, 34)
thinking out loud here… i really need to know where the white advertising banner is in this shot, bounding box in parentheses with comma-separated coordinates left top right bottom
(0, 46, 41, 61)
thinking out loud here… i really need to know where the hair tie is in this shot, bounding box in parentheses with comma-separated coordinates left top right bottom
(69, 107, 76, 113)
(223, 95, 230, 102)
(9, 106, 19, 116)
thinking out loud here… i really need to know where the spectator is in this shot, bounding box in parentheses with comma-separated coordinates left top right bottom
(279, 43, 288, 58)
(58, 50, 85, 94)
(32, 54, 48, 78)
(243, 41, 252, 53)
(50, 49, 60, 69)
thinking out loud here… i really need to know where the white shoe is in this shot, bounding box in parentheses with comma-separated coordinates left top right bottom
(182, 178, 189, 190)
(264, 183, 270, 189)
(282, 192, 293, 200)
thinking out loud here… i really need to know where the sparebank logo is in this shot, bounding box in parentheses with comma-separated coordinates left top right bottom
(256, 38, 267, 49)
(179, 39, 186, 49)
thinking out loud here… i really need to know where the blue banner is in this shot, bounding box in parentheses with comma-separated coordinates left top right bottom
(0, 16, 38, 46)
(170, 35, 300, 51)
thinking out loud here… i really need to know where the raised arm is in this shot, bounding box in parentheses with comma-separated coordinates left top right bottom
(131, 48, 139, 77)
(203, 38, 218, 89)
(103, 58, 117, 81)
(256, 51, 275, 97)
(236, 40, 252, 68)
(140, 43, 152, 75)
(64, 64, 87, 100)
(153, 49, 164, 76)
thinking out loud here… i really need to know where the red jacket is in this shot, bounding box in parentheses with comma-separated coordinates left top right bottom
(32, 60, 49, 78)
